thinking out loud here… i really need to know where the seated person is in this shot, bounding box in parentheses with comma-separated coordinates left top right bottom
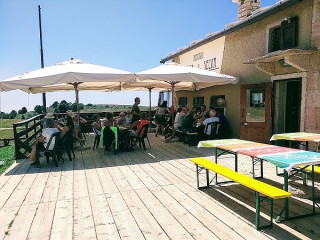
(92, 114, 102, 135)
(42, 113, 56, 128)
(218, 113, 230, 139)
(103, 112, 133, 152)
(117, 112, 129, 127)
(129, 112, 149, 137)
(66, 110, 86, 144)
(174, 107, 187, 130)
(103, 112, 117, 127)
(31, 114, 61, 166)
(126, 110, 132, 124)
(201, 109, 220, 137)
(180, 110, 195, 133)
(200, 105, 209, 119)
(57, 115, 75, 161)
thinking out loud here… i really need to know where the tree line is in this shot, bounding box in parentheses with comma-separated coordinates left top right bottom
(0, 100, 85, 119)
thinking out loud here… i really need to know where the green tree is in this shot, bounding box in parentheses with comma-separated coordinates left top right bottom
(20, 107, 27, 114)
(9, 110, 17, 119)
(34, 105, 43, 114)
(58, 103, 68, 113)
(71, 103, 77, 112)
(50, 101, 59, 108)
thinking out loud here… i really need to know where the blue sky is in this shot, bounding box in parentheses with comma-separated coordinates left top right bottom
(0, 0, 279, 113)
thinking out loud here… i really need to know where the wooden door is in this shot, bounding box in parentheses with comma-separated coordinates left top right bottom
(240, 83, 272, 143)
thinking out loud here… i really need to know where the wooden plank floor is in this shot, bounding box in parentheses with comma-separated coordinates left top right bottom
(0, 133, 319, 240)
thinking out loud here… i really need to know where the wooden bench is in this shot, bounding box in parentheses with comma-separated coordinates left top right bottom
(299, 165, 320, 185)
(300, 165, 320, 173)
(190, 157, 292, 230)
(168, 127, 198, 146)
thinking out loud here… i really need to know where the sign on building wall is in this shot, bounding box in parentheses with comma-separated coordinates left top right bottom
(179, 36, 226, 73)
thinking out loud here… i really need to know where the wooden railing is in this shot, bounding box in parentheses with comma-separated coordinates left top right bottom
(13, 114, 43, 160)
(12, 110, 156, 160)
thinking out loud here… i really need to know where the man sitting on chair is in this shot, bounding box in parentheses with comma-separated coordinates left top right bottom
(201, 109, 220, 137)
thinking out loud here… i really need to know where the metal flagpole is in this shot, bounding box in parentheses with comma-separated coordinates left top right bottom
(38, 5, 46, 113)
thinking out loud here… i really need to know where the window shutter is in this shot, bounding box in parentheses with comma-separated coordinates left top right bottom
(280, 16, 298, 49)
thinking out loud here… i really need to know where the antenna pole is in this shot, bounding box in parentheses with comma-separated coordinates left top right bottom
(38, 5, 46, 113)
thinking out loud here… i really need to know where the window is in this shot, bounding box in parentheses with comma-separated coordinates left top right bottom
(268, 16, 298, 52)
(269, 26, 281, 52)
(250, 89, 265, 107)
(193, 96, 204, 107)
(246, 89, 265, 122)
(178, 97, 187, 107)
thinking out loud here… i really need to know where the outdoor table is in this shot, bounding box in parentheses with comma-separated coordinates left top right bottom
(198, 139, 320, 221)
(270, 132, 320, 151)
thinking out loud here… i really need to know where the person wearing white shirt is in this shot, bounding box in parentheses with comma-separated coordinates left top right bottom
(202, 109, 220, 135)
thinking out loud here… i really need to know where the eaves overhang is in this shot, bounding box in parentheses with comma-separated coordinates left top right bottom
(243, 49, 316, 75)
(160, 0, 303, 64)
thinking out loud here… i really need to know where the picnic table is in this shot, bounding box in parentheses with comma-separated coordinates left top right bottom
(198, 139, 320, 221)
(270, 132, 320, 151)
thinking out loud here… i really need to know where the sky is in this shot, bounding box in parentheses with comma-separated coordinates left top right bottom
(0, 0, 279, 113)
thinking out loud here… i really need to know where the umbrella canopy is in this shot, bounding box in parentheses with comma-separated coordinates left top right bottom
(0, 58, 135, 119)
(135, 62, 238, 135)
(136, 62, 238, 107)
(136, 62, 238, 84)
(0, 58, 135, 92)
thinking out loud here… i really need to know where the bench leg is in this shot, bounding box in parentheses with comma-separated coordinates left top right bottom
(252, 157, 263, 179)
(196, 165, 210, 189)
(255, 192, 273, 230)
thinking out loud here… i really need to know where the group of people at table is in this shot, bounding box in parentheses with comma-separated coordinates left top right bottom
(92, 110, 149, 152)
(30, 110, 87, 166)
(154, 101, 230, 142)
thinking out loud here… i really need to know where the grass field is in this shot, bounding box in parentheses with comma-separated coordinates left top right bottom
(0, 146, 15, 175)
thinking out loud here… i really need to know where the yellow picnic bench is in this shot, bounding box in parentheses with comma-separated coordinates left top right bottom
(190, 157, 292, 230)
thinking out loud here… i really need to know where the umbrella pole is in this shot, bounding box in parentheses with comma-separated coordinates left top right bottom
(147, 87, 154, 123)
(171, 82, 175, 135)
(74, 83, 80, 125)
(38, 5, 46, 113)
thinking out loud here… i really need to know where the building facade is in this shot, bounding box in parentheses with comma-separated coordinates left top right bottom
(161, 0, 320, 147)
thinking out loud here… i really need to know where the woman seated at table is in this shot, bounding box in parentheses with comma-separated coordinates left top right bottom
(55, 115, 75, 161)
(66, 110, 86, 145)
(180, 110, 195, 133)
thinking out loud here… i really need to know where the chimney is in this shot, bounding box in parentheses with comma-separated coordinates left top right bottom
(232, 0, 261, 21)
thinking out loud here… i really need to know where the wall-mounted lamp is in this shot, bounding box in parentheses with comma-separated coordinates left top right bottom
(279, 59, 291, 67)
(284, 17, 291, 23)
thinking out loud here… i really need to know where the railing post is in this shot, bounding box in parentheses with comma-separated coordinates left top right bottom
(25, 122, 29, 139)
(13, 124, 18, 160)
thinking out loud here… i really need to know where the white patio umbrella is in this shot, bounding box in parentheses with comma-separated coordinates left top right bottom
(0, 58, 135, 118)
(136, 62, 238, 109)
(136, 62, 238, 133)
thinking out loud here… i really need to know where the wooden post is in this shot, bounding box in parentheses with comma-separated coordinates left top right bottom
(13, 124, 18, 160)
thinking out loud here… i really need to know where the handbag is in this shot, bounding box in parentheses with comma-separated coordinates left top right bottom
(30, 145, 37, 161)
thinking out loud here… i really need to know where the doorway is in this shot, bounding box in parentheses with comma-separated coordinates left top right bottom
(240, 83, 272, 143)
(273, 78, 302, 134)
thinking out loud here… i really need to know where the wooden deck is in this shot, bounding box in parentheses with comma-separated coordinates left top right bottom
(0, 134, 319, 240)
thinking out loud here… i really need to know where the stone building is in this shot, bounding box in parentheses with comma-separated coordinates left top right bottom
(161, 0, 320, 146)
